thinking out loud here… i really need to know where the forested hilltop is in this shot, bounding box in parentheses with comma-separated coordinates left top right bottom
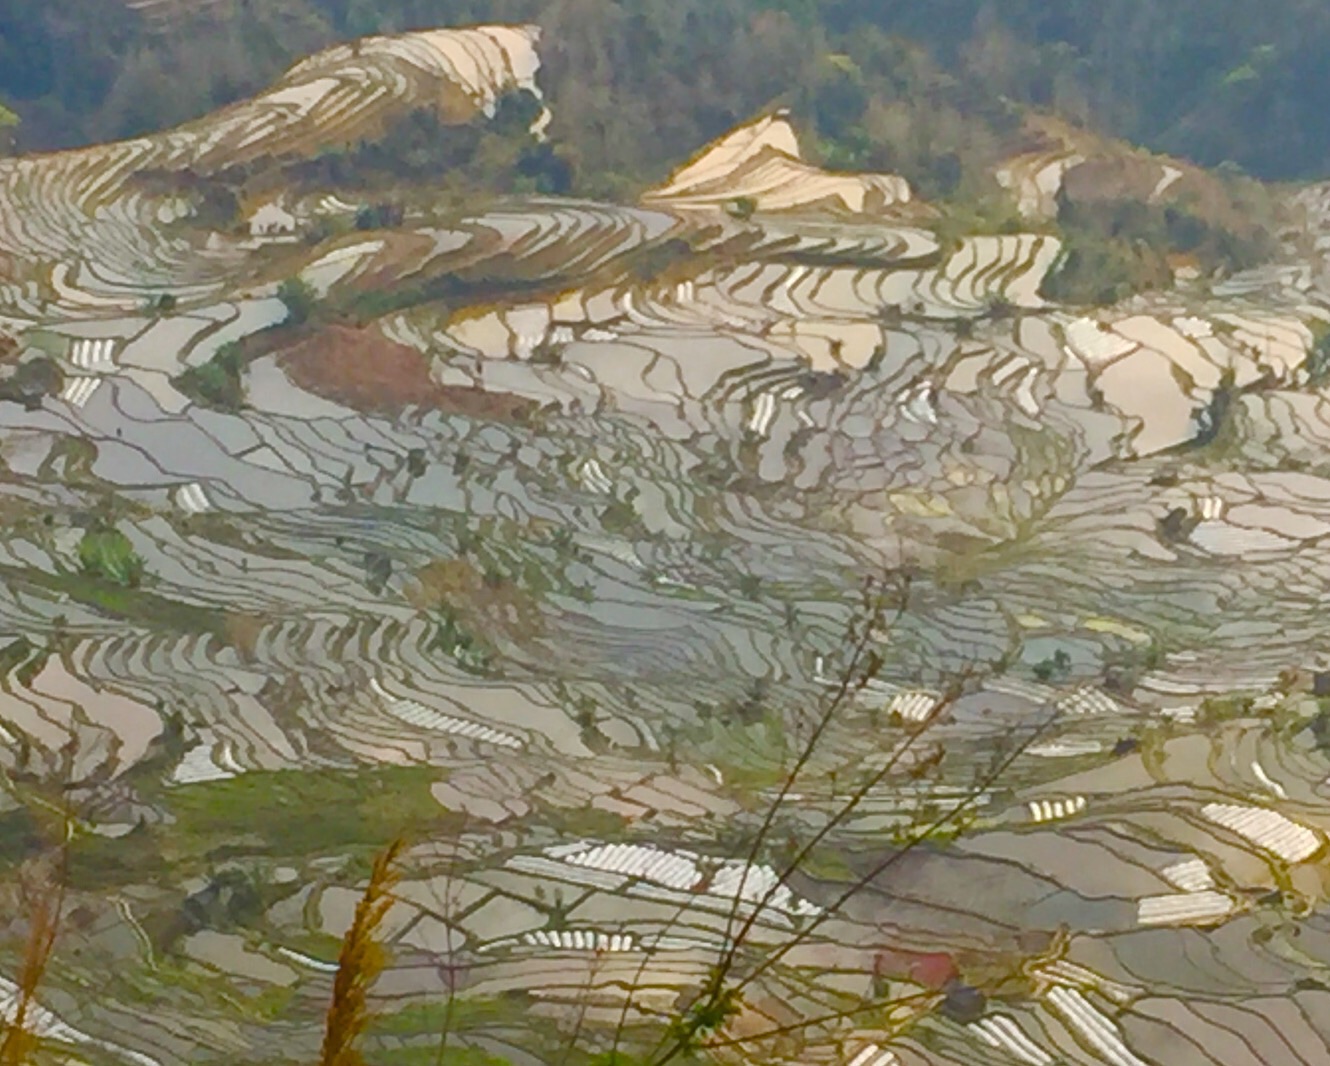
(3, 0, 1330, 189)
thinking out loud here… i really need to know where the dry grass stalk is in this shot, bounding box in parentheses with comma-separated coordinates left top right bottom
(0, 841, 68, 1065)
(319, 838, 405, 1066)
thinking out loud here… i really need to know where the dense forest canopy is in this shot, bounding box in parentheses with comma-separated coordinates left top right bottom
(3, 0, 1327, 190)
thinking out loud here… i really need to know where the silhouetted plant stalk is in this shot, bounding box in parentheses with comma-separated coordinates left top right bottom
(647, 706, 1060, 1066)
(320, 838, 404, 1066)
(717, 577, 903, 951)
(735, 712, 1057, 986)
(714, 920, 1075, 1061)
(600, 581, 865, 1045)
(719, 667, 973, 968)
(607, 576, 931, 1061)
(557, 941, 610, 1066)
(0, 807, 70, 1066)
(620, 575, 1062, 1066)
(433, 817, 469, 1066)
(654, 581, 902, 1055)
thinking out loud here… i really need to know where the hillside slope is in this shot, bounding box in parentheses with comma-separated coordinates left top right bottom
(0, 24, 546, 318)
(2, 19, 1330, 1066)
(7, 1, 1330, 184)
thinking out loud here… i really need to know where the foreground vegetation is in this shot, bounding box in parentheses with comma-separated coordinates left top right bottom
(0, 591, 1053, 1065)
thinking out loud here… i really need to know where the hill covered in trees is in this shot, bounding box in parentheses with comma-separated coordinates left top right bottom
(4, 0, 1330, 191)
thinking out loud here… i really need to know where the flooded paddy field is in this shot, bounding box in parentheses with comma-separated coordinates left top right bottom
(3, 25, 1330, 1066)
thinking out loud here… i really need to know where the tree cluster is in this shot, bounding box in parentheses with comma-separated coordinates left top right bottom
(6, 0, 1330, 183)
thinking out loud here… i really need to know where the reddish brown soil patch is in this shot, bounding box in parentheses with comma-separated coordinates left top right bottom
(279, 324, 537, 421)
(873, 947, 959, 990)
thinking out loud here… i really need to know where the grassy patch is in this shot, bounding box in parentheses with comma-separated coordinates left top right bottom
(506, 802, 628, 846)
(0, 806, 43, 873)
(370, 1048, 516, 1066)
(109, 952, 297, 1024)
(0, 562, 224, 636)
(1196, 693, 1258, 725)
(66, 822, 169, 891)
(166, 767, 453, 859)
(367, 997, 548, 1066)
(370, 996, 532, 1038)
(685, 714, 797, 794)
(62, 767, 454, 889)
(932, 193, 1036, 249)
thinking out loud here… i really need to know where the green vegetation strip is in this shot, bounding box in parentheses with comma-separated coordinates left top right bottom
(66, 767, 452, 889)
(0, 562, 225, 635)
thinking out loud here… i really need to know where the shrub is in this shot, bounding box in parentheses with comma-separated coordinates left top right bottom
(277, 276, 318, 326)
(517, 142, 575, 195)
(353, 202, 403, 230)
(1032, 648, 1072, 683)
(1306, 326, 1330, 387)
(1040, 232, 1169, 306)
(77, 527, 145, 587)
(174, 342, 244, 410)
(725, 196, 758, 220)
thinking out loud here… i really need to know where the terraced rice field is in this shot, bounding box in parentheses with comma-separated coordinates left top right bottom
(0, 23, 545, 318)
(4, 23, 1330, 1066)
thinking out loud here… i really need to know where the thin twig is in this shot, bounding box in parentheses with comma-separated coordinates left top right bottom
(723, 671, 970, 979)
(432, 819, 468, 1066)
(700, 989, 937, 1050)
(635, 582, 939, 1064)
(717, 578, 898, 965)
(607, 580, 901, 1059)
(557, 941, 609, 1066)
(733, 708, 1057, 994)
(647, 707, 1058, 1066)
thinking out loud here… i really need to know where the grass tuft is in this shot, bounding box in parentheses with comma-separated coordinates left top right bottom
(0, 829, 68, 1065)
(319, 838, 405, 1066)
